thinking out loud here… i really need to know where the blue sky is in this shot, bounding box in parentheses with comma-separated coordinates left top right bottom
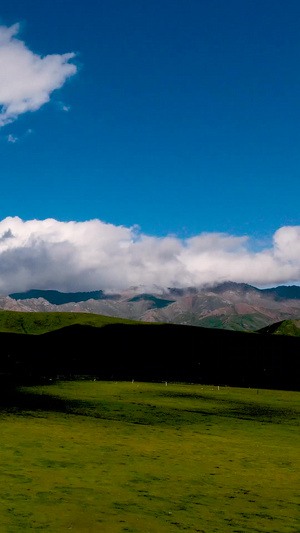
(0, 0, 300, 292)
(1, 0, 300, 237)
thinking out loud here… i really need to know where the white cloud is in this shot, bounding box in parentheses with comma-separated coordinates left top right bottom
(0, 217, 299, 294)
(56, 101, 71, 112)
(7, 133, 18, 143)
(0, 23, 77, 127)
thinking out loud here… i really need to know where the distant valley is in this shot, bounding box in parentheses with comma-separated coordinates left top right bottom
(5, 282, 300, 332)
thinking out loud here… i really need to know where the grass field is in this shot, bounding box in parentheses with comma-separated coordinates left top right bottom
(0, 311, 145, 335)
(0, 381, 299, 532)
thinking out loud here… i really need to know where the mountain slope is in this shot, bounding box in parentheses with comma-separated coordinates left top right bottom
(258, 319, 300, 337)
(6, 282, 300, 332)
(262, 286, 300, 301)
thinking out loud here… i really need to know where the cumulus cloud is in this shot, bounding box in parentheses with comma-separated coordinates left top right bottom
(0, 217, 299, 294)
(0, 23, 77, 127)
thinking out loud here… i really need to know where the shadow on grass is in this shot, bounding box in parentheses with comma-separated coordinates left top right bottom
(0, 378, 222, 426)
(0, 378, 299, 428)
(0, 383, 204, 426)
(158, 389, 300, 425)
(0, 378, 74, 416)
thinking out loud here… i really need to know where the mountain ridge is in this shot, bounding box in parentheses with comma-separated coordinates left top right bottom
(6, 282, 300, 332)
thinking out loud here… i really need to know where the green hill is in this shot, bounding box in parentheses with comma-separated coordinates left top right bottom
(0, 311, 146, 335)
(258, 319, 300, 336)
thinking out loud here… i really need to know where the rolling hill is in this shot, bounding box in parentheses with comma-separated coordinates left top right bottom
(0, 314, 298, 390)
(0, 311, 147, 335)
(258, 319, 300, 337)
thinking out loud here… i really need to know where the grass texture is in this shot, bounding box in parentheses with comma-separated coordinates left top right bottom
(0, 381, 299, 532)
(0, 311, 144, 335)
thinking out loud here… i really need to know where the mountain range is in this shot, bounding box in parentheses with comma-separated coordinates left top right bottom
(5, 282, 300, 332)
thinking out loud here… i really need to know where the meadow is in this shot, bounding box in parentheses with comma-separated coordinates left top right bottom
(0, 311, 144, 335)
(0, 381, 299, 532)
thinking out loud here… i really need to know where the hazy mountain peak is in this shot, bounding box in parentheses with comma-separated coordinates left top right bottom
(206, 281, 259, 293)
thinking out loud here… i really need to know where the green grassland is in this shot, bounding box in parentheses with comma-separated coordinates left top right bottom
(259, 319, 300, 337)
(0, 311, 145, 335)
(0, 381, 299, 532)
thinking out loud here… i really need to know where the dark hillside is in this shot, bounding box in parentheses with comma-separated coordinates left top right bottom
(262, 285, 300, 300)
(9, 289, 117, 305)
(128, 294, 175, 308)
(0, 323, 299, 390)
